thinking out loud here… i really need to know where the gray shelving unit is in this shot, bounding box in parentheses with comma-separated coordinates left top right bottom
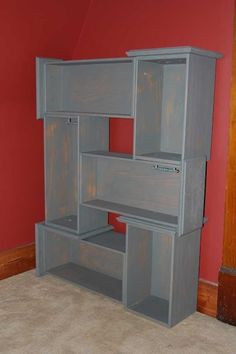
(35, 47, 222, 327)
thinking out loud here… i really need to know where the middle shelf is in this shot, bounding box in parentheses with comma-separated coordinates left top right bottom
(82, 199, 178, 228)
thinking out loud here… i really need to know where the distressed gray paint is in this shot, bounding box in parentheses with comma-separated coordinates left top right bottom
(179, 158, 206, 235)
(44, 116, 78, 231)
(151, 232, 172, 301)
(183, 55, 216, 160)
(44, 61, 135, 116)
(82, 156, 180, 217)
(127, 46, 223, 58)
(169, 230, 201, 326)
(135, 61, 163, 155)
(35, 47, 222, 327)
(36, 57, 63, 119)
(124, 225, 152, 306)
(79, 241, 123, 280)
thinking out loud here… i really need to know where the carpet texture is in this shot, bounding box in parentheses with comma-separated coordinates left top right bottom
(0, 271, 235, 354)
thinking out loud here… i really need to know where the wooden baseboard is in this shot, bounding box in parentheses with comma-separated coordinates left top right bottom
(0, 243, 217, 318)
(197, 279, 218, 317)
(0, 243, 35, 280)
(217, 267, 236, 325)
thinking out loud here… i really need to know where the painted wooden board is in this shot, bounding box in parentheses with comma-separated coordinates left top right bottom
(169, 230, 201, 326)
(36, 57, 63, 119)
(183, 55, 216, 160)
(79, 240, 123, 280)
(179, 158, 206, 235)
(126, 46, 222, 58)
(124, 225, 152, 306)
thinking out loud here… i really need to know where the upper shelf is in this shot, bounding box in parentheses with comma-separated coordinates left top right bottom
(37, 46, 223, 161)
(36, 57, 135, 119)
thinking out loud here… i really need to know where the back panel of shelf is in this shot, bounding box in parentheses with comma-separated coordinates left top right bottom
(44, 116, 78, 231)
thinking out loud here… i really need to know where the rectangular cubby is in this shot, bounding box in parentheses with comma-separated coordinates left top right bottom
(36, 224, 125, 301)
(40, 59, 135, 118)
(81, 155, 180, 228)
(124, 225, 172, 325)
(122, 218, 201, 327)
(44, 115, 78, 231)
(135, 58, 186, 161)
(44, 114, 109, 233)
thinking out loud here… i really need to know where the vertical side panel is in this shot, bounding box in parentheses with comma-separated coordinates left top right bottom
(124, 225, 152, 306)
(170, 230, 201, 326)
(151, 232, 172, 300)
(179, 158, 206, 235)
(35, 224, 46, 276)
(184, 55, 216, 160)
(135, 61, 163, 156)
(36, 58, 62, 119)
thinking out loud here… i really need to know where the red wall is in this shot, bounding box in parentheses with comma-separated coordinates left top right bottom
(0, 0, 91, 251)
(0, 0, 233, 284)
(73, 0, 234, 283)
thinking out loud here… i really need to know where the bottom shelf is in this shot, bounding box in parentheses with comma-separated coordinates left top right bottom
(49, 263, 122, 301)
(129, 296, 169, 325)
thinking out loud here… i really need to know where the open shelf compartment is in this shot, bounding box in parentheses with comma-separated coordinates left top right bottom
(121, 217, 202, 327)
(134, 58, 186, 161)
(44, 116, 79, 232)
(81, 154, 180, 228)
(36, 224, 125, 301)
(50, 263, 122, 301)
(124, 224, 172, 326)
(39, 58, 135, 118)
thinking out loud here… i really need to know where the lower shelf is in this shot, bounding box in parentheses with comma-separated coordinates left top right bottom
(129, 296, 169, 325)
(49, 263, 122, 301)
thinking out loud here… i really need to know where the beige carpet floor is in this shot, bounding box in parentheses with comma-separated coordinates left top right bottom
(0, 271, 236, 354)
